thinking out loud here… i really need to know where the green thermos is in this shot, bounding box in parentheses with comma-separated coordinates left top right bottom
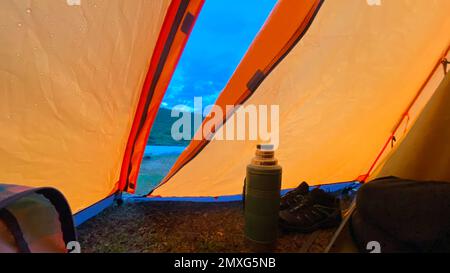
(244, 144, 282, 250)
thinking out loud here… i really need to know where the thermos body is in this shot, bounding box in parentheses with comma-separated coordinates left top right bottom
(244, 146, 282, 248)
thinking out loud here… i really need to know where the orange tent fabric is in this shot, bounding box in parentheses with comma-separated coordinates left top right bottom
(0, 0, 203, 212)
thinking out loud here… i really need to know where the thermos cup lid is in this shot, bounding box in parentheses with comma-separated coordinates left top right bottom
(253, 144, 277, 166)
(257, 144, 274, 151)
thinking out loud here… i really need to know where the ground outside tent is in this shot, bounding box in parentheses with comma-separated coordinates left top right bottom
(77, 201, 335, 253)
(77, 185, 356, 253)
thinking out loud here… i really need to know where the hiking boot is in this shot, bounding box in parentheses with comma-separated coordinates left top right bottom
(279, 188, 342, 233)
(280, 181, 309, 211)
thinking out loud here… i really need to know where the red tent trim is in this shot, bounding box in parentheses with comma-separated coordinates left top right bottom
(118, 0, 204, 193)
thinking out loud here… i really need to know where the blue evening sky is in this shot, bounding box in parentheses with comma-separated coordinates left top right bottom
(161, 0, 277, 112)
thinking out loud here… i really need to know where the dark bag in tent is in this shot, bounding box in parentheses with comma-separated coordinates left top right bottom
(350, 177, 450, 253)
(0, 184, 77, 253)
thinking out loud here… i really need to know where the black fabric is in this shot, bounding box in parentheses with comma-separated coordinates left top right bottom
(0, 208, 31, 253)
(350, 209, 414, 253)
(351, 177, 450, 253)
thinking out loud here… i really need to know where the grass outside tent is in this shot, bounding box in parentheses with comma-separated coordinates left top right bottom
(77, 201, 336, 253)
(135, 154, 180, 196)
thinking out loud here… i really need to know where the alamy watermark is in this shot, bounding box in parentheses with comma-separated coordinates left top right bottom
(67, 241, 81, 253)
(366, 0, 382, 6)
(66, 0, 81, 6)
(367, 241, 382, 253)
(170, 97, 280, 149)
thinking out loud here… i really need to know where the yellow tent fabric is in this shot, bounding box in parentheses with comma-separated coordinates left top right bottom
(0, 0, 171, 212)
(154, 0, 450, 197)
(374, 71, 450, 182)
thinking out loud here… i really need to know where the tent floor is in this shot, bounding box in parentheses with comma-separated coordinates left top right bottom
(77, 201, 337, 253)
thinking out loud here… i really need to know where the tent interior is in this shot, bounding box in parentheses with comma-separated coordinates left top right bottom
(1, 0, 450, 253)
